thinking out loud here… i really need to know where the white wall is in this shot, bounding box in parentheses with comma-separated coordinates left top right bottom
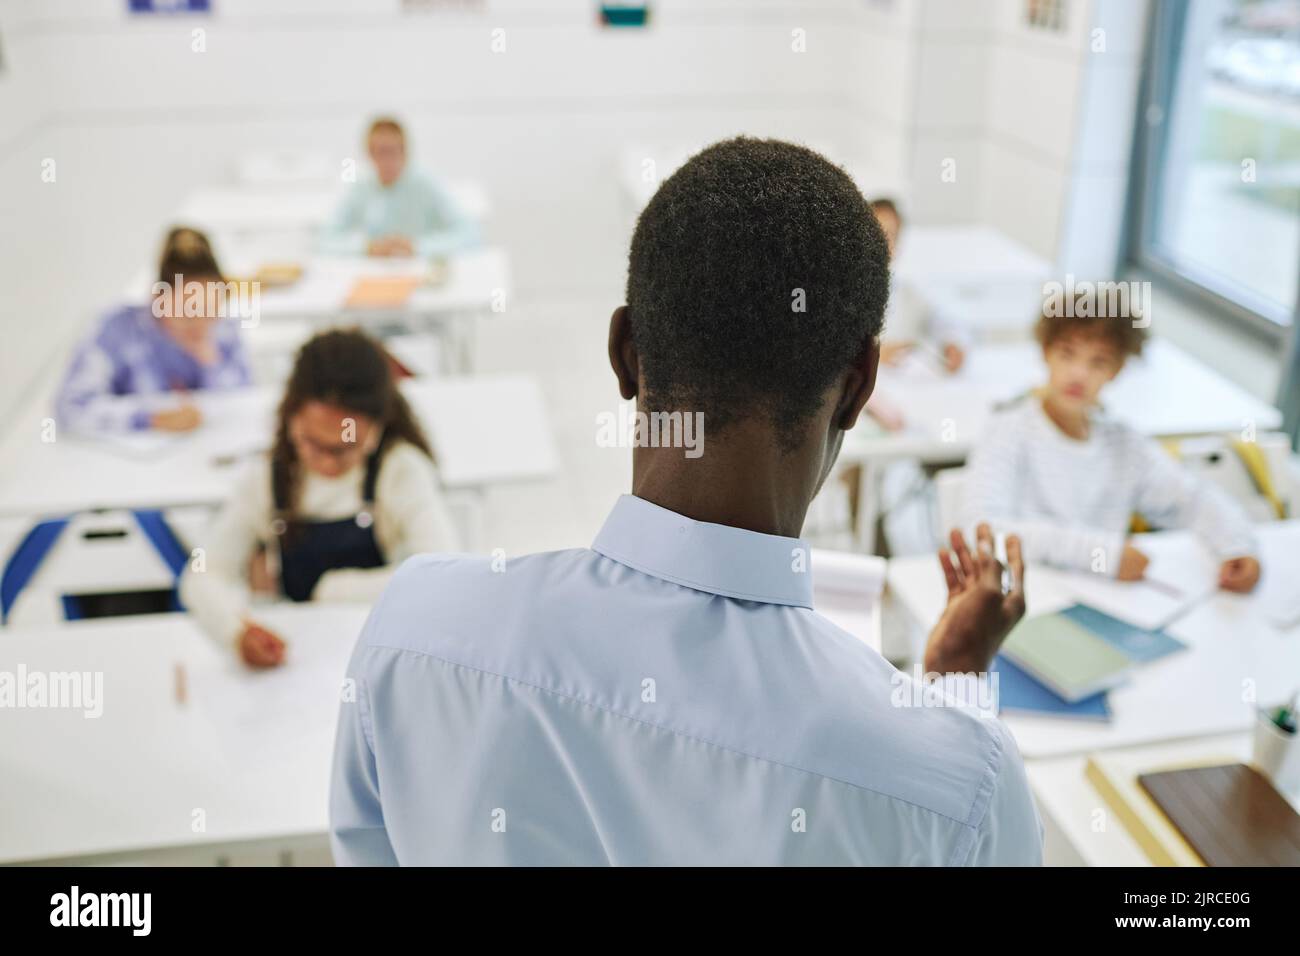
(0, 0, 870, 419)
(0, 0, 1152, 425)
(0, 2, 67, 427)
(837, 0, 1148, 273)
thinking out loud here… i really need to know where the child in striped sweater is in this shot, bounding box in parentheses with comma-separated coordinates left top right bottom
(961, 294, 1261, 591)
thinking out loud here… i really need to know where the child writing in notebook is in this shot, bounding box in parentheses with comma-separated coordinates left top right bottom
(179, 329, 460, 667)
(961, 293, 1261, 592)
(54, 227, 251, 434)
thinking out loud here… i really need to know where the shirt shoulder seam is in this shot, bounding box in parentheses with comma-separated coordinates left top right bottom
(951, 721, 1006, 865)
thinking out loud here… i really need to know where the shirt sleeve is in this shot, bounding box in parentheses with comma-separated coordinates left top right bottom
(415, 176, 481, 259)
(1129, 435, 1258, 559)
(54, 337, 153, 433)
(211, 319, 254, 386)
(312, 444, 461, 603)
(330, 610, 399, 866)
(960, 411, 1126, 575)
(963, 721, 1044, 866)
(178, 462, 268, 648)
(316, 184, 370, 256)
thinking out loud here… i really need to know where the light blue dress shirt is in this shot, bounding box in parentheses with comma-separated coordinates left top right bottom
(330, 494, 1043, 865)
(317, 167, 480, 258)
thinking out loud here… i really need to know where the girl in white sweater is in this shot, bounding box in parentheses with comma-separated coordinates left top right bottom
(961, 296, 1261, 592)
(180, 329, 459, 666)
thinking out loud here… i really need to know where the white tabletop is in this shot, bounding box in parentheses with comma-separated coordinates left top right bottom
(126, 245, 511, 323)
(0, 603, 368, 864)
(176, 179, 490, 232)
(413, 374, 560, 488)
(892, 224, 1053, 286)
(909, 282, 1046, 338)
(253, 247, 509, 322)
(843, 337, 1283, 465)
(887, 521, 1300, 759)
(0, 375, 559, 519)
(1026, 732, 1252, 867)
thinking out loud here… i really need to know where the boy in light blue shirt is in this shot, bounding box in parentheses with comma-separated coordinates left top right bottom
(319, 116, 479, 259)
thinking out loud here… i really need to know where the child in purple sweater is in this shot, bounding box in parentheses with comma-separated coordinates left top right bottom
(55, 226, 252, 434)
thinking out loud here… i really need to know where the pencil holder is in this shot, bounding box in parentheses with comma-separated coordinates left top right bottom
(1253, 705, 1300, 800)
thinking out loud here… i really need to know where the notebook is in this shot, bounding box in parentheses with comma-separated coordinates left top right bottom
(1065, 567, 1216, 631)
(1138, 763, 1300, 866)
(1085, 752, 1209, 866)
(992, 655, 1111, 721)
(1058, 603, 1188, 664)
(345, 275, 421, 309)
(1000, 611, 1134, 703)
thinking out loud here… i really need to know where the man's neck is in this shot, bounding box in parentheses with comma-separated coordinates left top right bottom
(628, 428, 824, 538)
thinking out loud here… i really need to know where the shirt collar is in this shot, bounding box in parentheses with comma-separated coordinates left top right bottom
(592, 494, 814, 609)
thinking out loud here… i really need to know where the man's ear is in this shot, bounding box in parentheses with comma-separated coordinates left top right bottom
(608, 306, 640, 401)
(834, 337, 880, 431)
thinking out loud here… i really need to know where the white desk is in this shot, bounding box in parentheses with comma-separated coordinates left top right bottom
(176, 180, 491, 234)
(887, 225, 1051, 354)
(0, 375, 559, 520)
(126, 246, 510, 326)
(845, 338, 1284, 467)
(417, 375, 559, 488)
(0, 603, 367, 865)
(124, 228, 510, 374)
(1027, 733, 1253, 867)
(908, 282, 1045, 342)
(887, 522, 1300, 760)
(892, 224, 1052, 287)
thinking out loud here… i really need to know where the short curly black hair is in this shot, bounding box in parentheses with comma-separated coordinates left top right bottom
(626, 137, 892, 449)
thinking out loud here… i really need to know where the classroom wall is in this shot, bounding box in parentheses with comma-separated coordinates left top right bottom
(0, 0, 877, 421)
(840, 0, 1149, 272)
(0, 0, 1151, 426)
(0, 5, 67, 432)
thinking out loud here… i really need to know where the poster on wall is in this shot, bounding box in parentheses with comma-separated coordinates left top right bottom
(1025, 0, 1067, 32)
(128, 0, 212, 13)
(599, 4, 651, 28)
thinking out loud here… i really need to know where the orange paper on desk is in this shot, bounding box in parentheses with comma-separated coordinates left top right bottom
(345, 275, 420, 309)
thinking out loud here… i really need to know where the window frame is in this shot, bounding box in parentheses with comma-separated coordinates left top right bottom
(1126, 0, 1300, 342)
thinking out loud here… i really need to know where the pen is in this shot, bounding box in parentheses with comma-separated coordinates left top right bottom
(1140, 574, 1183, 599)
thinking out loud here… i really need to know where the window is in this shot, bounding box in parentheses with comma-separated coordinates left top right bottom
(1134, 0, 1300, 330)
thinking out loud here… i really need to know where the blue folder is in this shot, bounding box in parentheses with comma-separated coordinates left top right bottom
(992, 655, 1111, 721)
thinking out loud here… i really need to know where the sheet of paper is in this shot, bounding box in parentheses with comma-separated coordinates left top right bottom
(812, 549, 886, 598)
(345, 275, 421, 309)
(1043, 537, 1219, 632)
(1061, 572, 1216, 631)
(182, 605, 367, 770)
